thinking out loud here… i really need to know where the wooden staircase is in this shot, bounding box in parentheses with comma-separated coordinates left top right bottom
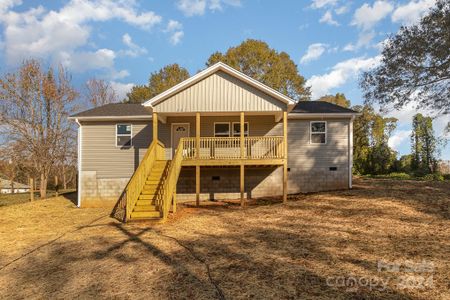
(122, 140, 183, 222)
(129, 160, 169, 220)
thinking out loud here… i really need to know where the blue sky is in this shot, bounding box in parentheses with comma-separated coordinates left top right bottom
(0, 0, 448, 159)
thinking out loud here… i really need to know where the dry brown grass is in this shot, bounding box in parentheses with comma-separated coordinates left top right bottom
(0, 178, 449, 299)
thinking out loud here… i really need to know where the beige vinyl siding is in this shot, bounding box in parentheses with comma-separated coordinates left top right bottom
(153, 71, 286, 113)
(81, 121, 154, 178)
(161, 115, 282, 156)
(287, 119, 349, 170)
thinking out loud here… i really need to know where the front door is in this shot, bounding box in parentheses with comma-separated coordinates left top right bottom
(171, 123, 190, 157)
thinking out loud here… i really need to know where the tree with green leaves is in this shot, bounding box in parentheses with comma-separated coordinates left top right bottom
(318, 93, 350, 107)
(395, 154, 414, 173)
(361, 0, 449, 114)
(125, 85, 152, 104)
(206, 39, 310, 102)
(411, 113, 441, 174)
(125, 64, 190, 103)
(352, 105, 398, 174)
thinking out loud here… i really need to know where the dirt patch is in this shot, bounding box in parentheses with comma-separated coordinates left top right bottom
(0, 178, 448, 299)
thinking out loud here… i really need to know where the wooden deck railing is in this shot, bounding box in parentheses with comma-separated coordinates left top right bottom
(124, 140, 165, 221)
(181, 136, 285, 160)
(159, 140, 184, 220)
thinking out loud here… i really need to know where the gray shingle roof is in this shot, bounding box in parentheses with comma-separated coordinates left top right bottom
(291, 101, 358, 114)
(70, 103, 152, 118)
(70, 101, 357, 118)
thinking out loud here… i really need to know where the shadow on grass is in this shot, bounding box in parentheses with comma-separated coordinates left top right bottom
(2, 178, 446, 298)
(61, 192, 78, 206)
(0, 210, 427, 299)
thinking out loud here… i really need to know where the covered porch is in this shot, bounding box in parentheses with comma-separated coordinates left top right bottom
(151, 110, 288, 206)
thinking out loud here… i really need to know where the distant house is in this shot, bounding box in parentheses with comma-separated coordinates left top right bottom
(0, 178, 30, 194)
(70, 62, 359, 221)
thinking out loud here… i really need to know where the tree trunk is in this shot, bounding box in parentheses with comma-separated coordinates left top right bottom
(11, 181, 15, 194)
(63, 165, 67, 190)
(40, 172, 47, 199)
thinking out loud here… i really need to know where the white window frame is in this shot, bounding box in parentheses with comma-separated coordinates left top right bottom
(116, 123, 133, 147)
(310, 121, 327, 145)
(214, 122, 231, 137)
(232, 122, 249, 137)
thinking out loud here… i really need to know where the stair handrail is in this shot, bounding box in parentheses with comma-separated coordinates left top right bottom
(124, 139, 165, 221)
(160, 139, 184, 220)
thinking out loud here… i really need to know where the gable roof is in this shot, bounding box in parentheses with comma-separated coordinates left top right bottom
(143, 62, 296, 108)
(69, 103, 152, 120)
(291, 101, 358, 114)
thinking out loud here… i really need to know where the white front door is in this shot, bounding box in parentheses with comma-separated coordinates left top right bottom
(171, 123, 190, 157)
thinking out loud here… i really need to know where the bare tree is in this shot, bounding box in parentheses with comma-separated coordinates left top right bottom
(0, 59, 78, 198)
(0, 143, 23, 193)
(85, 78, 118, 107)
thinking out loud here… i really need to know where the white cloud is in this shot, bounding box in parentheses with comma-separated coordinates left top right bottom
(166, 20, 183, 32)
(120, 33, 147, 57)
(310, 0, 338, 9)
(335, 5, 350, 15)
(164, 20, 184, 45)
(176, 0, 240, 16)
(0, 0, 162, 70)
(306, 56, 381, 98)
(170, 31, 184, 45)
(344, 30, 376, 51)
(352, 1, 394, 30)
(319, 10, 339, 26)
(176, 0, 207, 16)
(209, 0, 223, 11)
(392, 0, 435, 25)
(388, 130, 412, 151)
(58, 48, 116, 72)
(343, 43, 355, 52)
(110, 81, 134, 100)
(0, 0, 21, 13)
(300, 43, 328, 64)
(111, 69, 130, 80)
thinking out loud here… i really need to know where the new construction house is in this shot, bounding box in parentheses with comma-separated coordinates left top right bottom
(70, 62, 359, 221)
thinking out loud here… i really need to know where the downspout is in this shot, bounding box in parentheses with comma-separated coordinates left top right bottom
(75, 119, 82, 207)
(348, 115, 355, 189)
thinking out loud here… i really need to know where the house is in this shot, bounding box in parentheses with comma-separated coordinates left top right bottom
(0, 178, 30, 194)
(69, 62, 359, 221)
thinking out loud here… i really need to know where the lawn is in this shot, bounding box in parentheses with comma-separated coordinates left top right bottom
(0, 178, 448, 299)
(0, 189, 76, 207)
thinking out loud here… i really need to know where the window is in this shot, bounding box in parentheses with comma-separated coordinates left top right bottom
(214, 123, 230, 137)
(116, 124, 132, 147)
(232, 122, 249, 137)
(310, 121, 326, 144)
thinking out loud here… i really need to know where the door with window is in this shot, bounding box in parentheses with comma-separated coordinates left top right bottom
(171, 123, 190, 158)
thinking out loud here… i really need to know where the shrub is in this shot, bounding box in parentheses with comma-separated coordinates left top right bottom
(386, 172, 412, 180)
(422, 173, 444, 181)
(444, 174, 450, 181)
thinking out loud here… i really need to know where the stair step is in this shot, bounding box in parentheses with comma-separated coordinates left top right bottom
(141, 189, 159, 195)
(136, 198, 157, 204)
(133, 205, 159, 212)
(145, 181, 162, 186)
(130, 211, 161, 219)
(138, 193, 156, 199)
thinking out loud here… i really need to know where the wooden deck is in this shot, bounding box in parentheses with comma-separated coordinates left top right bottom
(180, 136, 285, 166)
